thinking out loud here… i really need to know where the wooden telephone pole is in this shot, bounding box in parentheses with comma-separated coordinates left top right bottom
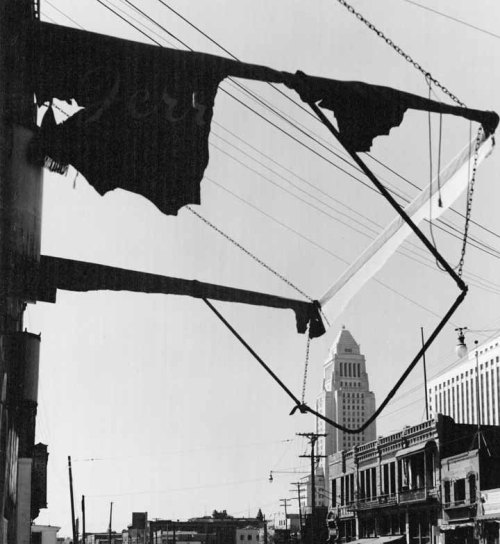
(289, 482, 304, 535)
(68, 456, 77, 544)
(297, 433, 326, 544)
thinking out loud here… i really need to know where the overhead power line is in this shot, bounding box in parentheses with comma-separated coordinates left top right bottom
(46, 1, 500, 299)
(144, 1, 500, 264)
(102, 0, 500, 261)
(401, 0, 500, 41)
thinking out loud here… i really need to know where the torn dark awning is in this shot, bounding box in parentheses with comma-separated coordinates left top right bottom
(31, 256, 325, 338)
(287, 71, 499, 152)
(31, 22, 498, 215)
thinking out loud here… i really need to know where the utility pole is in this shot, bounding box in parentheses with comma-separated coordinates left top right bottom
(82, 495, 86, 544)
(108, 502, 113, 544)
(298, 433, 326, 544)
(290, 482, 304, 536)
(420, 327, 429, 420)
(279, 498, 291, 541)
(68, 456, 77, 544)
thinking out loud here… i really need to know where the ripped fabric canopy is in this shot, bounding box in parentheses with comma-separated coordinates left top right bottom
(31, 22, 499, 215)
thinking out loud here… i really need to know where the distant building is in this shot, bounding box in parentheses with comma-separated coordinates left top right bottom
(266, 513, 299, 544)
(327, 414, 500, 544)
(85, 532, 122, 544)
(32, 525, 60, 544)
(235, 526, 266, 544)
(127, 511, 148, 544)
(428, 336, 500, 425)
(149, 516, 266, 544)
(317, 327, 377, 458)
(267, 512, 300, 532)
(302, 327, 377, 516)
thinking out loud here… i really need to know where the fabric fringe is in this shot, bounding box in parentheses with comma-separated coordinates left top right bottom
(43, 155, 69, 176)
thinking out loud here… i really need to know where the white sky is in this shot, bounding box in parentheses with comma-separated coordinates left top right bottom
(30, 0, 500, 536)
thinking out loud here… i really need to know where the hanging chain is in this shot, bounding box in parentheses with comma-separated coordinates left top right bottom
(334, 0, 466, 107)
(186, 206, 314, 301)
(333, 0, 488, 278)
(456, 127, 483, 278)
(33, 0, 40, 19)
(301, 329, 312, 403)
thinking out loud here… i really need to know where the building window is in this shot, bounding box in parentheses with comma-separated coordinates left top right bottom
(471, 378, 476, 423)
(444, 481, 451, 506)
(481, 375, 485, 423)
(486, 371, 490, 424)
(248, 535, 252, 540)
(454, 479, 466, 505)
(465, 381, 469, 423)
(240, 536, 244, 541)
(469, 474, 477, 503)
(452, 387, 456, 419)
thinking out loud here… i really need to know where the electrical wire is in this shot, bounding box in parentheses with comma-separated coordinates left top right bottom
(93, 0, 500, 270)
(42, 3, 500, 303)
(114, 1, 500, 263)
(400, 0, 500, 41)
(40, 4, 497, 308)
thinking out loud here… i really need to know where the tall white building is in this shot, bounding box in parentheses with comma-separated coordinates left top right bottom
(317, 327, 377, 456)
(300, 328, 377, 514)
(427, 335, 500, 425)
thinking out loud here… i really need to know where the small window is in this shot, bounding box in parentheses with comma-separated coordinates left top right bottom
(454, 479, 466, 504)
(240, 536, 245, 541)
(248, 536, 252, 541)
(469, 474, 477, 503)
(444, 481, 451, 505)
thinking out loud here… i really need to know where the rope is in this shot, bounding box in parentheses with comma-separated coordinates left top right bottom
(186, 206, 313, 301)
(333, 0, 466, 107)
(426, 78, 447, 273)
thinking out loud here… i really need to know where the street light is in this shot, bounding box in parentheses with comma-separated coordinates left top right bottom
(455, 327, 468, 358)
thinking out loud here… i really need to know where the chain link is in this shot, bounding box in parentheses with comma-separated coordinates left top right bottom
(457, 127, 483, 278)
(334, 0, 466, 107)
(301, 330, 311, 403)
(334, 0, 485, 278)
(186, 206, 314, 301)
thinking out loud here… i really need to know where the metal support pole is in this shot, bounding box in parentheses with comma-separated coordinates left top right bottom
(421, 327, 429, 420)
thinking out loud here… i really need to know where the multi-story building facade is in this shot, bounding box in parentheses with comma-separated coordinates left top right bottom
(299, 328, 377, 527)
(428, 336, 500, 426)
(149, 517, 266, 544)
(316, 326, 377, 496)
(317, 327, 377, 458)
(327, 414, 500, 544)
